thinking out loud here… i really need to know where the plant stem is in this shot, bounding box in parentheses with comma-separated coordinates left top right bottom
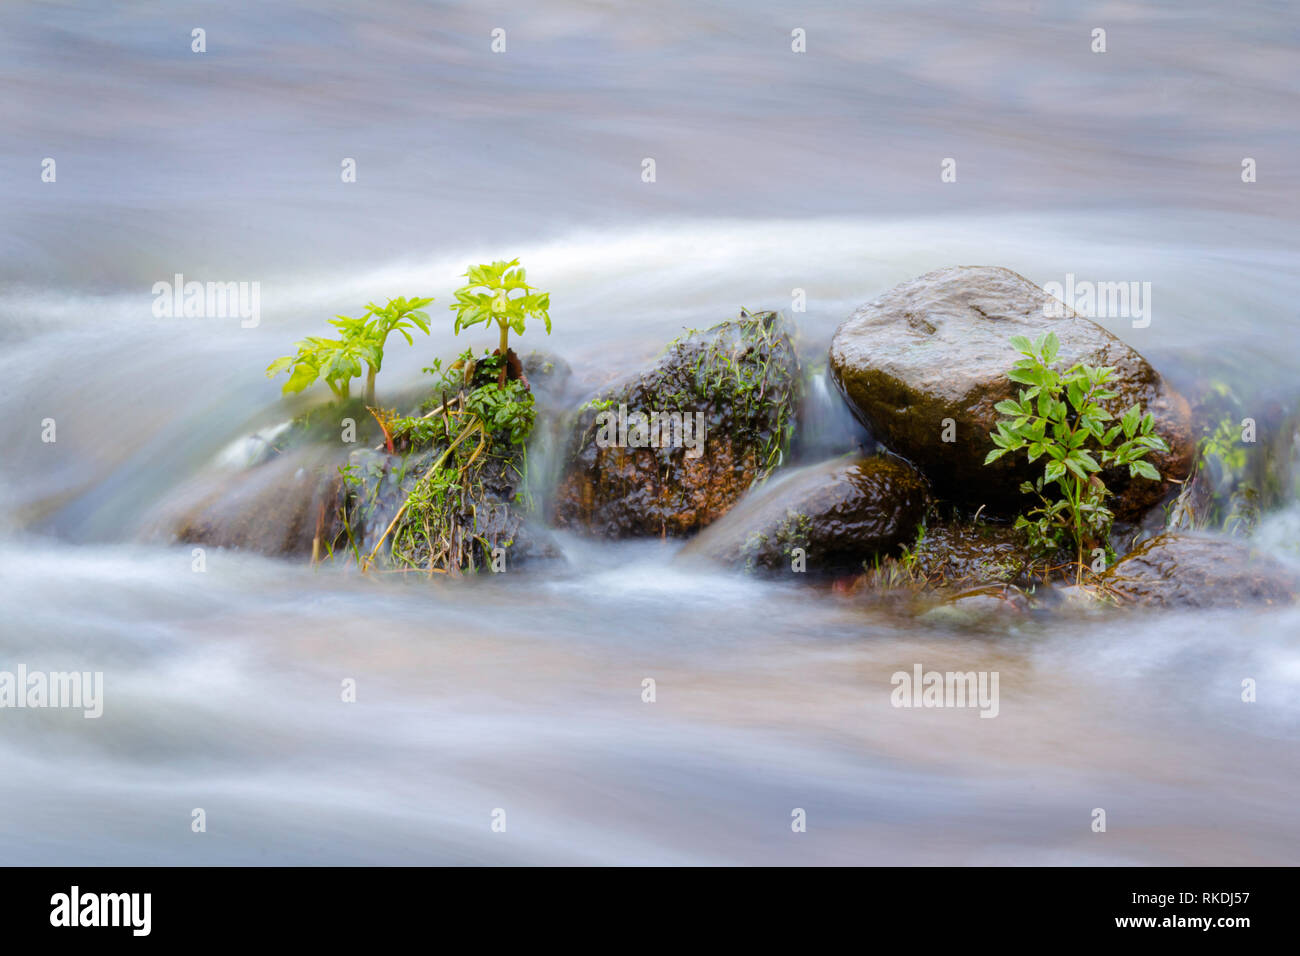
(1074, 482, 1084, 584)
(365, 366, 376, 405)
(497, 320, 509, 386)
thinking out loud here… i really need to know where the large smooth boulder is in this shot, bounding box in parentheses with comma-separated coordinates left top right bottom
(554, 311, 800, 537)
(676, 454, 927, 572)
(1099, 532, 1297, 609)
(828, 266, 1195, 520)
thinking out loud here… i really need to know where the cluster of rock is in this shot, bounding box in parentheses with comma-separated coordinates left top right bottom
(166, 266, 1298, 613)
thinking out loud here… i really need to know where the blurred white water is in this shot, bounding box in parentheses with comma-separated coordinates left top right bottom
(0, 0, 1298, 864)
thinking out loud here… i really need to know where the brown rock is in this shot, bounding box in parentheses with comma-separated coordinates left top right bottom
(1100, 532, 1298, 609)
(828, 266, 1195, 520)
(554, 311, 800, 537)
(677, 454, 928, 573)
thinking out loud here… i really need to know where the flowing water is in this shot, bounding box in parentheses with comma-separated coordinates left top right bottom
(1, 0, 1298, 864)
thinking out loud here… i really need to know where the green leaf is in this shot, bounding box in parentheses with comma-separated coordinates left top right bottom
(1130, 460, 1160, 481)
(1042, 331, 1060, 364)
(1121, 404, 1141, 438)
(282, 363, 319, 394)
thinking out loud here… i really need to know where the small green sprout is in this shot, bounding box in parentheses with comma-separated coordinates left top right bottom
(450, 259, 550, 386)
(267, 295, 433, 404)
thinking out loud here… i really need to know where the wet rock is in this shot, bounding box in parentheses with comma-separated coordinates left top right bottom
(1099, 532, 1298, 609)
(828, 266, 1195, 520)
(908, 521, 1052, 587)
(677, 454, 927, 573)
(1046, 583, 1112, 613)
(521, 350, 573, 410)
(1168, 390, 1300, 535)
(172, 444, 346, 557)
(920, 584, 1031, 628)
(170, 374, 561, 571)
(554, 310, 800, 537)
(339, 446, 559, 572)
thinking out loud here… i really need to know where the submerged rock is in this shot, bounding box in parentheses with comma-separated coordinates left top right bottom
(554, 310, 800, 537)
(920, 584, 1031, 628)
(677, 454, 927, 573)
(828, 266, 1195, 520)
(1099, 532, 1298, 609)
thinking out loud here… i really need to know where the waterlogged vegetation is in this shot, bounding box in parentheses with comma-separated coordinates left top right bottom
(984, 332, 1168, 582)
(640, 308, 798, 474)
(691, 309, 798, 475)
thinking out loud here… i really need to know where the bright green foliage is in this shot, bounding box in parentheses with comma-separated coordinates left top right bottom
(465, 378, 535, 446)
(450, 260, 550, 384)
(266, 295, 434, 404)
(984, 332, 1169, 580)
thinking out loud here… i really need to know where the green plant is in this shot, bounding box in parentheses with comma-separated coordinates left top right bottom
(450, 260, 550, 386)
(266, 295, 433, 404)
(1198, 413, 1249, 487)
(347, 346, 541, 575)
(465, 378, 536, 446)
(984, 332, 1169, 582)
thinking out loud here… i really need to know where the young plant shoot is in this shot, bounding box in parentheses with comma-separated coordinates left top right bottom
(450, 260, 551, 386)
(267, 296, 434, 404)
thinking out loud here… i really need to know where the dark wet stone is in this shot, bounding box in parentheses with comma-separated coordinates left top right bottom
(677, 453, 927, 573)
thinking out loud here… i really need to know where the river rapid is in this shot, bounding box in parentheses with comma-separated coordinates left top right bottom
(1, 0, 1297, 864)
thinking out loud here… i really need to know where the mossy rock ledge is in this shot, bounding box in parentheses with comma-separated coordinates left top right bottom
(553, 310, 801, 538)
(173, 369, 559, 573)
(828, 266, 1195, 521)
